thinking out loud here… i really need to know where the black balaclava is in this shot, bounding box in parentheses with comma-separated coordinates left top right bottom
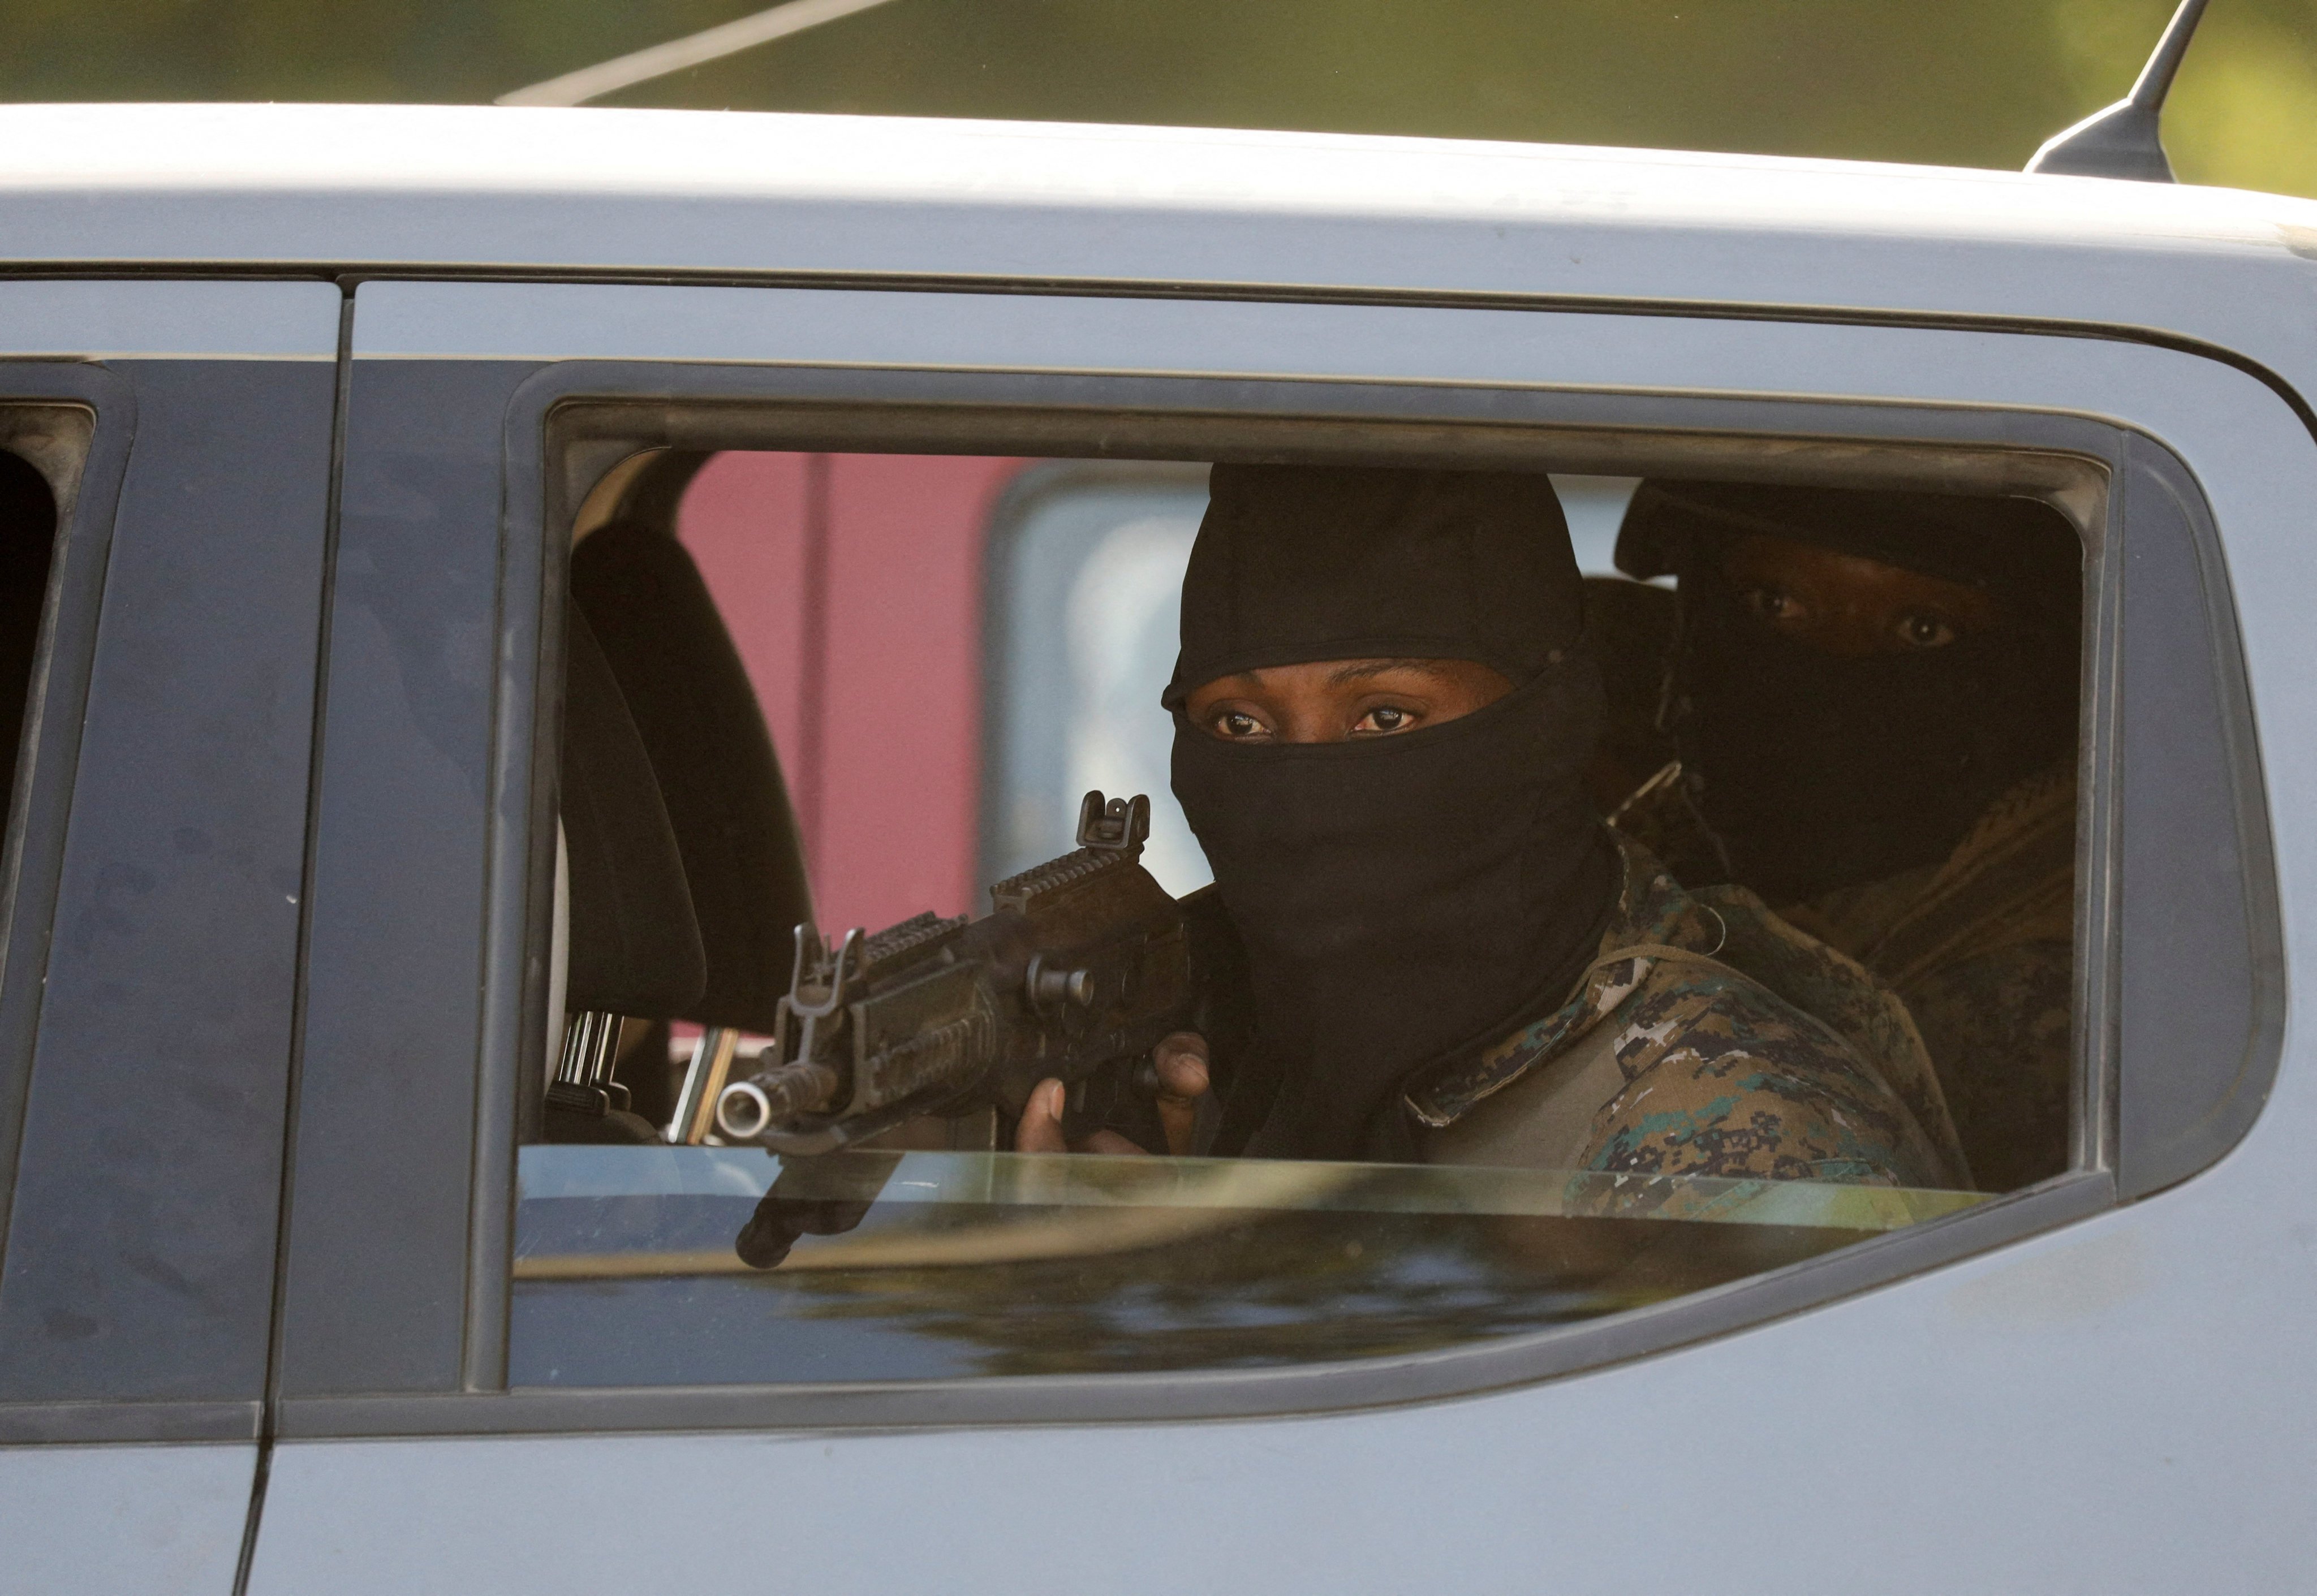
(1616, 480, 2082, 903)
(1168, 465, 1618, 1162)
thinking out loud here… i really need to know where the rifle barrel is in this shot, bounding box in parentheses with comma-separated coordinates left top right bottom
(716, 1059, 841, 1140)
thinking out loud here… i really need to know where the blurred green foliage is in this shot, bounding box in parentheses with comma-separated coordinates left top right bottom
(9, 0, 2315, 196)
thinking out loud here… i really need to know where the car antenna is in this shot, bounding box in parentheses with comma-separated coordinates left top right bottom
(2026, 0, 2212, 181)
(497, 0, 906, 107)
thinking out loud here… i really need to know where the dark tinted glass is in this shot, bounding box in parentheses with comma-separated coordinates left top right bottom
(0, 452, 54, 836)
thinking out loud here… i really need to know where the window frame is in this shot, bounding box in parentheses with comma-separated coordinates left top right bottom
(0, 378, 124, 1271)
(279, 289, 2284, 1438)
(0, 340, 343, 1445)
(0, 274, 351, 1453)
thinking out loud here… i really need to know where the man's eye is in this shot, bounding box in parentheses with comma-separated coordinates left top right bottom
(1740, 585, 1802, 625)
(1896, 611, 1959, 649)
(1355, 706, 1413, 734)
(1214, 711, 1268, 739)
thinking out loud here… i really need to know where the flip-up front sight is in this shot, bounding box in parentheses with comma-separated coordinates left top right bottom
(1076, 790, 1151, 852)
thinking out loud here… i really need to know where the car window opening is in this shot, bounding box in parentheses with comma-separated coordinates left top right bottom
(518, 447, 2085, 1386)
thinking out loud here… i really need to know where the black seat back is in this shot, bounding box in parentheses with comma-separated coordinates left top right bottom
(559, 601, 708, 1017)
(571, 518, 813, 1033)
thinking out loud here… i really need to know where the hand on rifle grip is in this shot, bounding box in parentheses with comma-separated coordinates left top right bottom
(1013, 1032, 1211, 1155)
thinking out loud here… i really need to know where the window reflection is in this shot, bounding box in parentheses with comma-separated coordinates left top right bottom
(512, 1146, 1979, 1384)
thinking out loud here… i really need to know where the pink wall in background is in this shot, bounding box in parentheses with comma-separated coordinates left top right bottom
(817, 454, 1021, 927)
(675, 451, 812, 766)
(678, 451, 1026, 935)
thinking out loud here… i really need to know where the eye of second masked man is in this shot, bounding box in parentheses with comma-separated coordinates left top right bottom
(1722, 532, 2001, 658)
(1183, 657, 1515, 744)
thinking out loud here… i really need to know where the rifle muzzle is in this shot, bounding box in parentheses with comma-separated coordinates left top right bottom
(715, 1059, 841, 1141)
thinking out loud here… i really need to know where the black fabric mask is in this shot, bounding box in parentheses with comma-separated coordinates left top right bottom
(1166, 465, 1585, 703)
(1169, 465, 1617, 1162)
(1175, 665, 1616, 1162)
(1629, 485, 2081, 904)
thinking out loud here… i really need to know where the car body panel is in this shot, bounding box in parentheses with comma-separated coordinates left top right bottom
(248, 1189, 2317, 1596)
(5, 102, 2317, 387)
(236, 271, 2311, 1590)
(0, 104, 2310, 1590)
(0, 278, 339, 1592)
(0, 1443, 256, 1595)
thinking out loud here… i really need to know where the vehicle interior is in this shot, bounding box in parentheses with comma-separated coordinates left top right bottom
(518, 441, 2086, 1384)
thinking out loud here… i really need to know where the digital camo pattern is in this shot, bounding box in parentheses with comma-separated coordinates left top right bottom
(1847, 765, 2075, 1192)
(1686, 876, 1965, 1183)
(1897, 939, 2071, 1192)
(1616, 761, 2076, 1192)
(1406, 834, 1965, 1190)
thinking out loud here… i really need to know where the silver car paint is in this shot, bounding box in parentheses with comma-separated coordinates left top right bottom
(1, 106, 2312, 1592)
(251, 271, 2316, 1592)
(0, 1444, 256, 1594)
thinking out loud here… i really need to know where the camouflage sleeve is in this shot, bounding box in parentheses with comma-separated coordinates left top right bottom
(1900, 941, 2073, 1193)
(1578, 973, 1949, 1188)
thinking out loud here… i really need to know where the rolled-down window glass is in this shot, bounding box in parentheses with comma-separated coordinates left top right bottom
(521, 448, 2077, 1386)
(514, 1148, 1976, 1383)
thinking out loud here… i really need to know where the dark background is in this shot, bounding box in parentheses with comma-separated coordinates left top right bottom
(11, 0, 2316, 195)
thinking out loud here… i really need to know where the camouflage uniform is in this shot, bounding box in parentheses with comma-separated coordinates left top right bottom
(1614, 761, 2074, 1192)
(1408, 832, 1966, 1192)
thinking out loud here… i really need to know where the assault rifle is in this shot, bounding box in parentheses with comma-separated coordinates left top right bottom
(714, 791, 1200, 1155)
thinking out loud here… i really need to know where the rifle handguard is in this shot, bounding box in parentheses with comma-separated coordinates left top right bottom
(710, 791, 1194, 1154)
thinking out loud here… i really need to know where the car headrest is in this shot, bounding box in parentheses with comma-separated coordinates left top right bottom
(571, 519, 813, 1033)
(560, 600, 708, 1016)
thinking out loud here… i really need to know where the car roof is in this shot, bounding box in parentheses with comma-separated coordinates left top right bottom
(5, 101, 2317, 380)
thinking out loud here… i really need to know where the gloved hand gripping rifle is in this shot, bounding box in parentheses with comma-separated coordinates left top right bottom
(713, 791, 1196, 1155)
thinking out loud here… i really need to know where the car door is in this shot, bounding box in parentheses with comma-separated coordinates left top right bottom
(249, 271, 2309, 1593)
(0, 280, 339, 1591)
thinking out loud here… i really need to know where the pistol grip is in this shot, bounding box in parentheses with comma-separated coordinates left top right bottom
(1058, 1059, 1165, 1149)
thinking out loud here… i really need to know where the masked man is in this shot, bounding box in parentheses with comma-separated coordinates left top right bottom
(1610, 480, 2082, 1191)
(1018, 464, 1962, 1190)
